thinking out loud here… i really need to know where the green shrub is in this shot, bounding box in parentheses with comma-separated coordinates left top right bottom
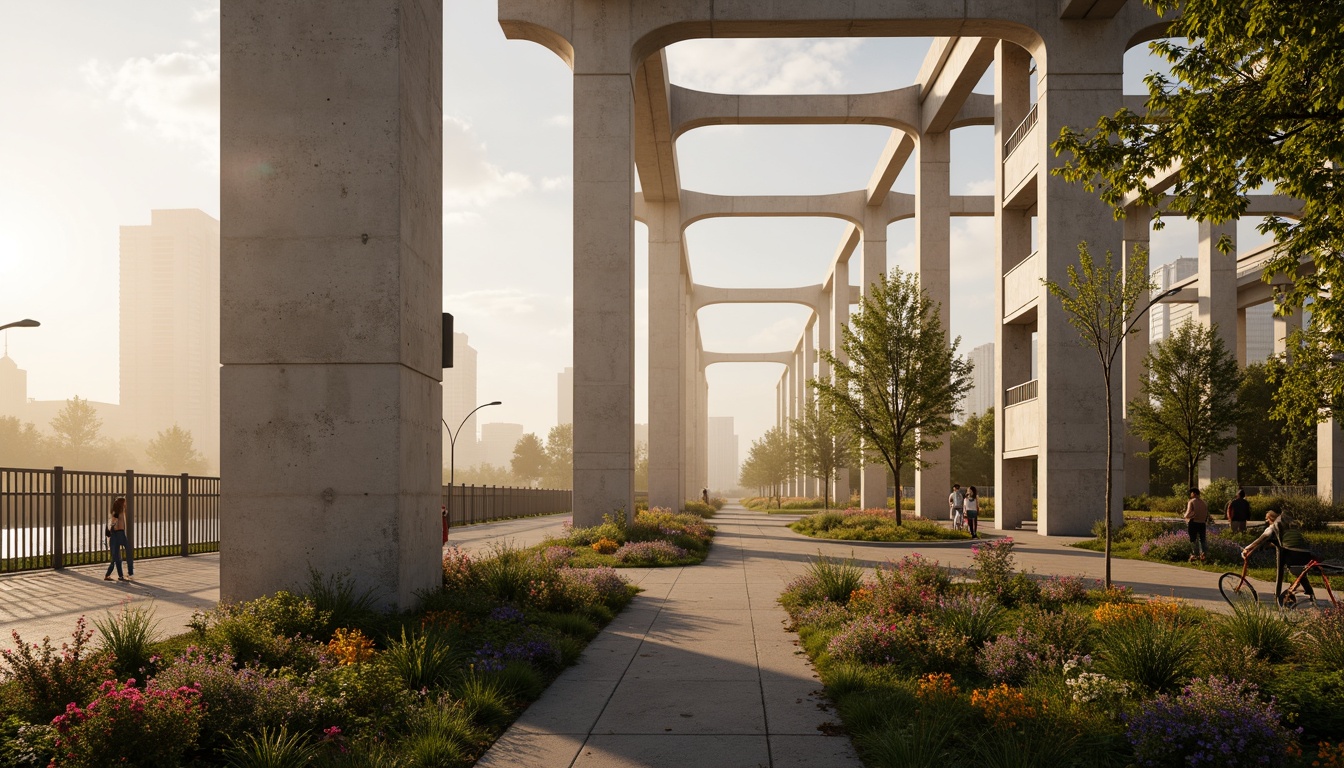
(397, 705, 478, 767)
(681, 499, 716, 516)
(1276, 494, 1343, 531)
(222, 726, 320, 768)
(808, 554, 866, 605)
(3, 616, 110, 722)
(1296, 605, 1344, 669)
(0, 714, 57, 768)
(475, 544, 550, 604)
(382, 627, 463, 690)
(1094, 616, 1198, 693)
(824, 662, 875, 699)
(1019, 606, 1093, 658)
(310, 657, 415, 729)
(484, 661, 544, 701)
(1265, 666, 1344, 741)
(191, 600, 324, 671)
(1201, 478, 1240, 519)
(1113, 518, 1181, 543)
(535, 611, 599, 641)
(933, 593, 1004, 648)
(94, 602, 160, 679)
(454, 675, 513, 730)
(1217, 601, 1295, 663)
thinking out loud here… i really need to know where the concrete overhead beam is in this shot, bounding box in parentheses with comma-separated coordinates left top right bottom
(1060, 0, 1131, 20)
(671, 84, 922, 137)
(635, 51, 680, 203)
(1154, 194, 1305, 220)
(701, 350, 794, 368)
(691, 284, 825, 313)
(919, 36, 998, 133)
(681, 189, 869, 228)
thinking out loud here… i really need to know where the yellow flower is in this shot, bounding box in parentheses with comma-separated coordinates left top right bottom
(592, 538, 620, 555)
(971, 684, 1038, 728)
(327, 627, 376, 666)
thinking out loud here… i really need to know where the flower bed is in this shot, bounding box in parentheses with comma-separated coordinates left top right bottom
(1074, 519, 1344, 580)
(537, 507, 715, 568)
(787, 507, 971, 542)
(0, 550, 638, 766)
(782, 540, 1344, 766)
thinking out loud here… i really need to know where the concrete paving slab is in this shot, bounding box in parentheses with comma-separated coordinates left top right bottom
(573, 735, 770, 768)
(767, 735, 864, 767)
(593, 679, 768, 735)
(510, 674, 623, 735)
(475, 732, 585, 768)
(622, 640, 761, 682)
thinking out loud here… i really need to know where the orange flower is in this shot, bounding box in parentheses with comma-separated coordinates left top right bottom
(592, 538, 620, 555)
(327, 627, 376, 666)
(916, 673, 959, 700)
(970, 684, 1038, 728)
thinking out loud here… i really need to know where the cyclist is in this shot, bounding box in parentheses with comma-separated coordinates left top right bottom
(1242, 510, 1317, 603)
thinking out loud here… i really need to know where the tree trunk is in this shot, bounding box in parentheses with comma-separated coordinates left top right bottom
(1104, 375, 1114, 590)
(894, 463, 903, 526)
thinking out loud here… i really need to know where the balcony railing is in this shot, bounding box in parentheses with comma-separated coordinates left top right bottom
(1005, 379, 1039, 407)
(1004, 102, 1039, 158)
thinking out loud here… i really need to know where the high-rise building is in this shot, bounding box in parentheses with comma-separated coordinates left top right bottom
(119, 209, 220, 469)
(1149, 258, 1273, 361)
(963, 342, 995, 418)
(707, 416, 739, 492)
(1243, 302, 1274, 364)
(557, 366, 573, 426)
(443, 332, 481, 469)
(479, 422, 524, 469)
(0, 347, 26, 417)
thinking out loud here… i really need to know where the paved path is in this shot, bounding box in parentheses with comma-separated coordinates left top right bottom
(476, 503, 1279, 768)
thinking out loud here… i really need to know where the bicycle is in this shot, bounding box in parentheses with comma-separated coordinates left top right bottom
(1219, 552, 1344, 611)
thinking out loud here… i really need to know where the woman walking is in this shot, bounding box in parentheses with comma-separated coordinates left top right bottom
(104, 497, 134, 582)
(1184, 488, 1209, 563)
(964, 486, 980, 539)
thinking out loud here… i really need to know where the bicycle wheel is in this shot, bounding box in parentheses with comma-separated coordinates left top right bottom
(1279, 589, 1316, 611)
(1219, 572, 1258, 609)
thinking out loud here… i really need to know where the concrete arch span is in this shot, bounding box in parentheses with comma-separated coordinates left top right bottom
(700, 350, 794, 369)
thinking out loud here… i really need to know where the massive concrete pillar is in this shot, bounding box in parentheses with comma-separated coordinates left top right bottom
(699, 370, 709, 496)
(1036, 52, 1126, 534)
(915, 131, 952, 520)
(684, 328, 701, 502)
(647, 202, 683, 510)
(801, 316, 817, 497)
(1320, 416, 1344, 503)
(788, 343, 801, 496)
(1122, 206, 1152, 497)
(220, 0, 443, 609)
(1197, 220, 1238, 486)
(831, 259, 852, 506)
(993, 40, 1035, 532)
(860, 217, 888, 509)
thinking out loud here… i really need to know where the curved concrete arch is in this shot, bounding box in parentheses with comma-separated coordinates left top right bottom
(680, 189, 870, 229)
(691, 285, 826, 314)
(700, 350, 794, 369)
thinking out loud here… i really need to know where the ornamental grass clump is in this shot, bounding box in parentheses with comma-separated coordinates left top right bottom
(1125, 677, 1298, 768)
(1218, 601, 1296, 663)
(382, 627, 462, 689)
(51, 679, 203, 768)
(1298, 605, 1344, 669)
(933, 593, 1004, 648)
(1094, 605, 1199, 693)
(827, 614, 967, 672)
(94, 602, 161, 679)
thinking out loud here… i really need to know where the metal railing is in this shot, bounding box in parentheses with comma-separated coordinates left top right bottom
(1, 466, 220, 574)
(1004, 102, 1039, 158)
(1005, 379, 1039, 407)
(441, 484, 571, 527)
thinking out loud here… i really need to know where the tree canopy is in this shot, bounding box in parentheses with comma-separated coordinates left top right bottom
(951, 408, 995, 488)
(1053, 0, 1344, 420)
(542, 423, 573, 490)
(509, 433, 547, 486)
(790, 399, 853, 510)
(146, 424, 207, 475)
(1129, 321, 1242, 491)
(812, 268, 972, 524)
(739, 426, 795, 508)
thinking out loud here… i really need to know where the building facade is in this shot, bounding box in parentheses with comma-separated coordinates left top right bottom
(443, 332, 481, 470)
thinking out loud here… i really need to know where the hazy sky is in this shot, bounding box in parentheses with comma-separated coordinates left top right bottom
(0, 2, 1265, 452)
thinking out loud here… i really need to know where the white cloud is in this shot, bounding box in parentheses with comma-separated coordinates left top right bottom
(540, 176, 571, 191)
(83, 51, 220, 163)
(666, 39, 863, 95)
(444, 116, 532, 210)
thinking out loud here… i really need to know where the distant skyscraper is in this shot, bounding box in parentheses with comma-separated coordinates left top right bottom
(119, 209, 220, 468)
(1243, 302, 1274, 364)
(443, 332, 481, 469)
(707, 416, 739, 492)
(963, 343, 995, 418)
(0, 347, 26, 417)
(1148, 258, 1273, 362)
(479, 422, 524, 469)
(557, 366, 573, 426)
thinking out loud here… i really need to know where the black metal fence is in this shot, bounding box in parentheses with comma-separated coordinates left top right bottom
(0, 467, 220, 574)
(442, 484, 571, 527)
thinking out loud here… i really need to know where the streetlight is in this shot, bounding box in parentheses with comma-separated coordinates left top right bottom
(442, 400, 501, 536)
(0, 319, 40, 332)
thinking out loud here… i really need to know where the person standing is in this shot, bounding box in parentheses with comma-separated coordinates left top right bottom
(964, 486, 980, 539)
(948, 484, 965, 531)
(104, 496, 134, 582)
(1184, 488, 1210, 563)
(1225, 489, 1251, 533)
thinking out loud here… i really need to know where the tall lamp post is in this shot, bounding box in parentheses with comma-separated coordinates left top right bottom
(442, 400, 501, 535)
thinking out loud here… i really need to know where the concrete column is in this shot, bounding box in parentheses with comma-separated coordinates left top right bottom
(220, 0, 443, 608)
(1273, 306, 1300, 357)
(993, 40, 1035, 532)
(1198, 220, 1238, 485)
(1036, 54, 1126, 534)
(1122, 205, 1151, 498)
(788, 344, 801, 497)
(860, 216, 888, 509)
(699, 370, 709, 496)
(682, 304, 698, 502)
(1320, 420, 1344, 503)
(679, 274, 693, 503)
(830, 260, 852, 506)
(1235, 309, 1248, 366)
(647, 202, 682, 510)
(802, 318, 817, 497)
(915, 131, 952, 520)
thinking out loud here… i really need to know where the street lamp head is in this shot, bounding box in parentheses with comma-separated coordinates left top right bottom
(1156, 287, 1182, 301)
(0, 319, 40, 332)
(487, 400, 502, 406)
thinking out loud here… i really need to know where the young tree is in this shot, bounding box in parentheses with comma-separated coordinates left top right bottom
(146, 424, 207, 474)
(951, 408, 995, 487)
(50, 396, 104, 467)
(813, 268, 972, 525)
(739, 426, 794, 508)
(1239, 360, 1315, 487)
(510, 433, 547, 487)
(1129, 320, 1242, 493)
(1053, 0, 1344, 416)
(790, 400, 852, 511)
(1044, 244, 1152, 589)
(543, 423, 573, 489)
(0, 416, 49, 468)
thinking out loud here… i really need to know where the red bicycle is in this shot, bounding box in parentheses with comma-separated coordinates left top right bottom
(1219, 552, 1344, 610)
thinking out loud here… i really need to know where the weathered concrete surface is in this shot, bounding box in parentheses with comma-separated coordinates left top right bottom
(220, 0, 443, 609)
